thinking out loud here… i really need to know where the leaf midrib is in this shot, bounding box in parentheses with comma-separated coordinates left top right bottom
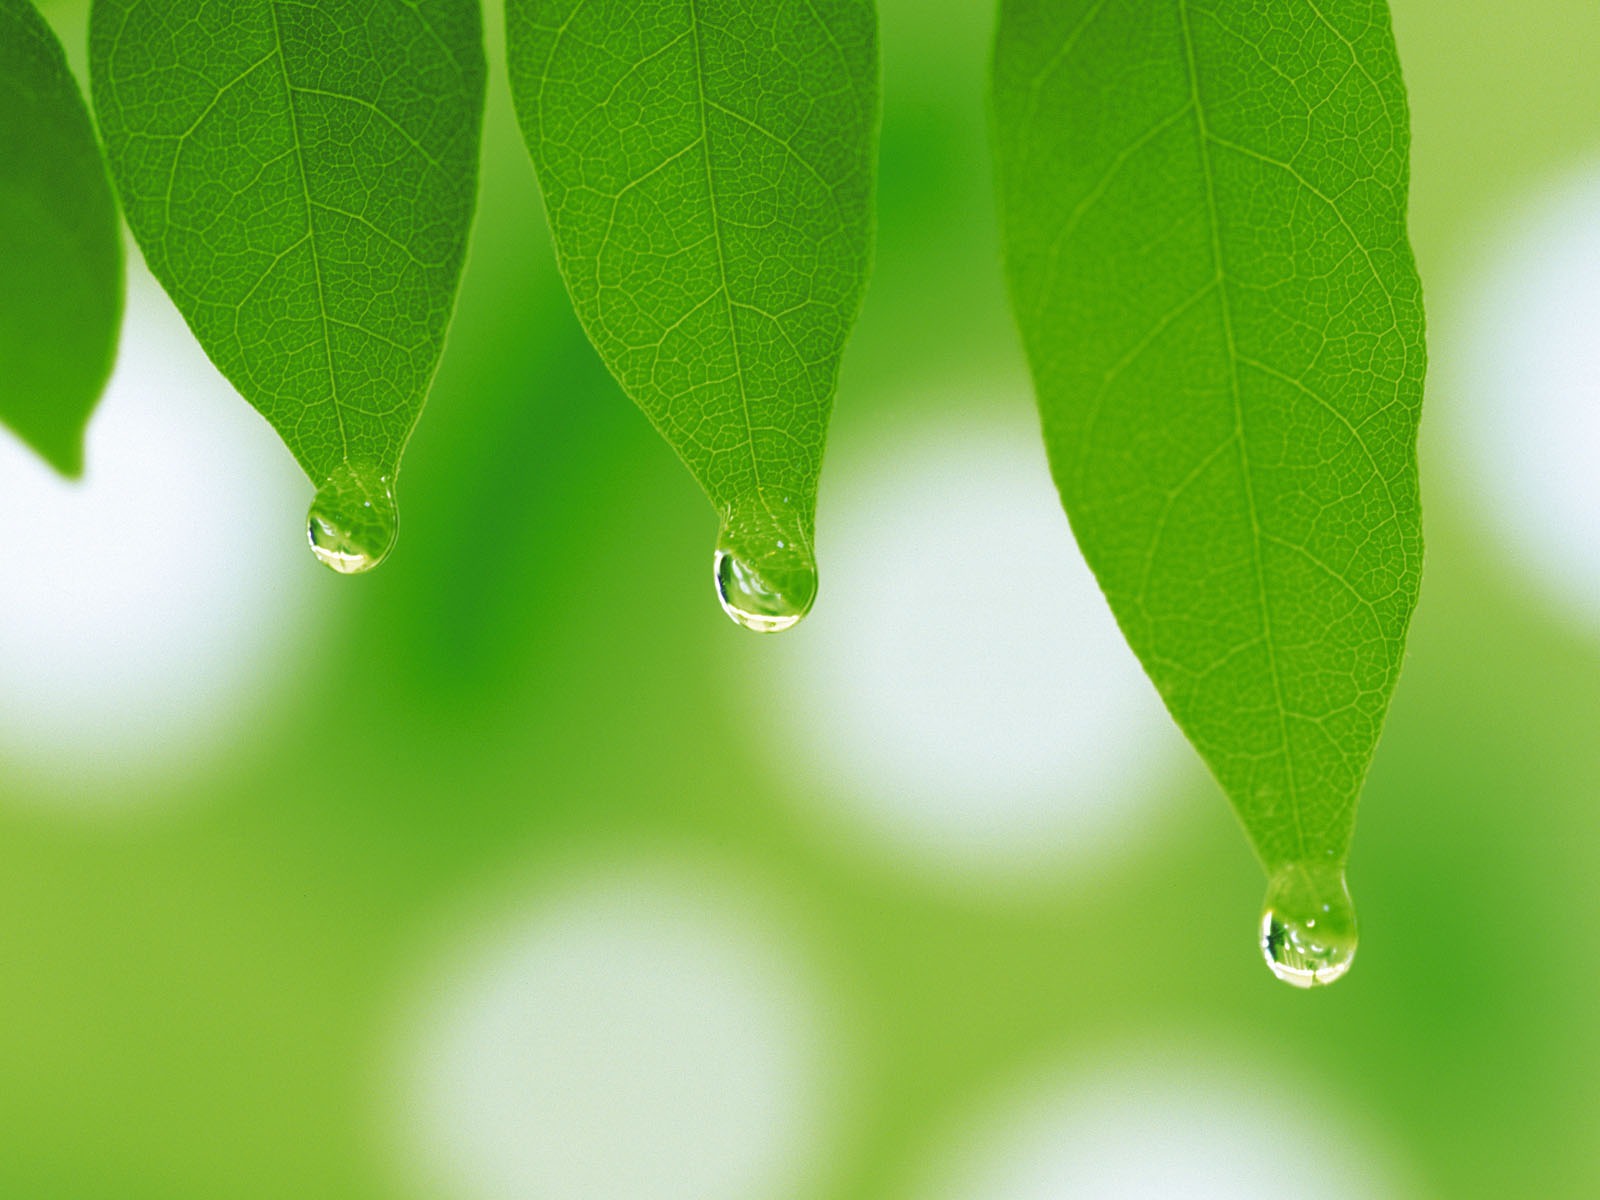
(265, 0, 349, 463)
(684, 0, 766, 518)
(1175, 0, 1302, 854)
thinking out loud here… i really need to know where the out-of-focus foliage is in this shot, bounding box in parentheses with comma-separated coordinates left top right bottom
(0, 0, 121, 475)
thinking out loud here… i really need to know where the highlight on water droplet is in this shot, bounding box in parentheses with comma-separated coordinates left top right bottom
(1258, 861, 1358, 989)
(713, 492, 818, 633)
(306, 461, 398, 574)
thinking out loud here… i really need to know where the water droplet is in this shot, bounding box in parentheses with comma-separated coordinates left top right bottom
(306, 461, 397, 574)
(1259, 861, 1358, 989)
(713, 493, 817, 633)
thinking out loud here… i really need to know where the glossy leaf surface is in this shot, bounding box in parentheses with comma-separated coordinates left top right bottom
(90, 0, 486, 567)
(993, 0, 1425, 887)
(507, 0, 878, 627)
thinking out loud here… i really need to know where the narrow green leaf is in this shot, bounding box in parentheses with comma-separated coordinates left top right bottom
(89, 0, 486, 571)
(993, 0, 1424, 983)
(0, 0, 123, 477)
(507, 0, 878, 630)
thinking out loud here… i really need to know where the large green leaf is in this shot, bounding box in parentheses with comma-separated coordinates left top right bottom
(89, 0, 486, 571)
(0, 0, 123, 477)
(993, 0, 1424, 985)
(507, 0, 878, 631)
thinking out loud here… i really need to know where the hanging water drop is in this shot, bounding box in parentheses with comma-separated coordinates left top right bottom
(1259, 861, 1358, 988)
(306, 461, 398, 574)
(713, 492, 818, 633)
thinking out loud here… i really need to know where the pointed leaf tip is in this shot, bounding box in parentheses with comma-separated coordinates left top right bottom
(992, 0, 1425, 882)
(89, 0, 486, 568)
(507, 0, 879, 628)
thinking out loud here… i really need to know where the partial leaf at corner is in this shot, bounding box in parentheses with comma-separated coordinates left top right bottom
(992, 0, 1425, 871)
(0, 0, 123, 477)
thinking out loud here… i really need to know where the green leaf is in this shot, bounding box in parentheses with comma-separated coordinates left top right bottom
(89, 0, 486, 571)
(0, 0, 123, 477)
(993, 0, 1424, 981)
(507, 0, 878, 631)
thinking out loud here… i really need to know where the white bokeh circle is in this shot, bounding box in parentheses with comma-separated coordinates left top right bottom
(396, 861, 835, 1200)
(0, 263, 312, 799)
(919, 1048, 1416, 1200)
(1452, 161, 1600, 634)
(758, 410, 1187, 883)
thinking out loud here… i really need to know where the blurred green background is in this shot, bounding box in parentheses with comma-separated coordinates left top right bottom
(3, 1, 1598, 1197)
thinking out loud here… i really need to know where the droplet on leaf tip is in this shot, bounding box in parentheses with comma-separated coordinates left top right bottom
(1259, 861, 1358, 989)
(306, 461, 397, 575)
(713, 494, 817, 633)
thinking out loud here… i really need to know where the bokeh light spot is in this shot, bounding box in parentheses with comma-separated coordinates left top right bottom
(397, 860, 835, 1200)
(0, 264, 312, 800)
(920, 1049, 1417, 1200)
(1452, 160, 1600, 635)
(758, 411, 1188, 885)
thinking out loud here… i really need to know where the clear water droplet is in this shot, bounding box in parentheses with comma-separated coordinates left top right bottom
(1259, 861, 1358, 989)
(713, 493, 817, 633)
(306, 461, 397, 574)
